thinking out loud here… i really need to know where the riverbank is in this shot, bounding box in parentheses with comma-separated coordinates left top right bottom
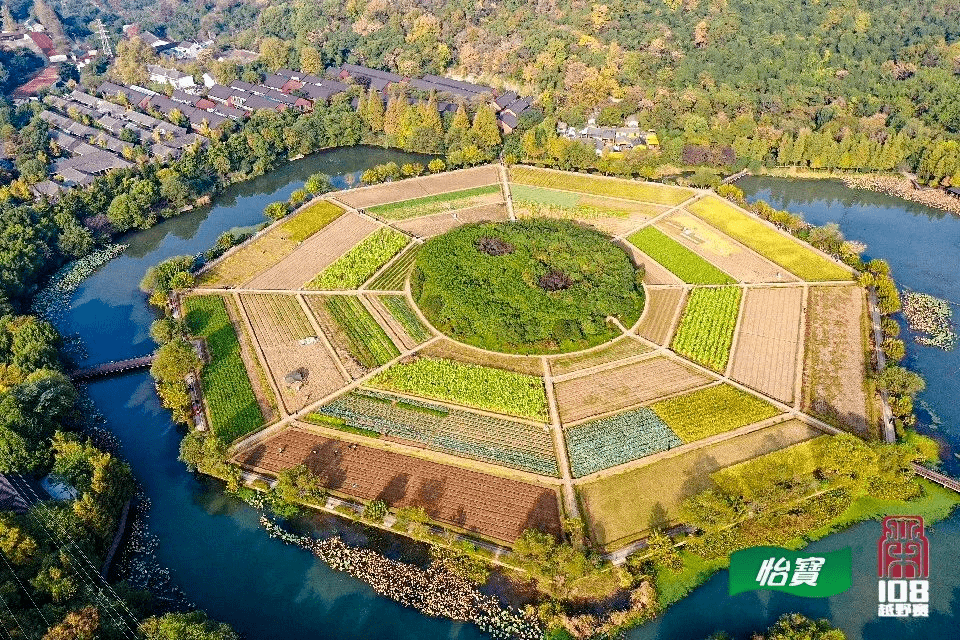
(748, 168, 960, 215)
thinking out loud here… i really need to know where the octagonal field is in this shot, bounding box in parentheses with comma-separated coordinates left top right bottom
(190, 164, 871, 549)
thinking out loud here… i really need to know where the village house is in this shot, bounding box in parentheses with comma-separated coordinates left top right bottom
(148, 64, 196, 90)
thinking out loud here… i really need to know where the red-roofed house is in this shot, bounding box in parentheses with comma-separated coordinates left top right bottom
(26, 32, 65, 62)
(12, 65, 60, 99)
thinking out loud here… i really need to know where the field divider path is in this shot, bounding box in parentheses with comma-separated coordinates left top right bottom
(664, 286, 691, 347)
(572, 412, 795, 485)
(330, 196, 416, 241)
(499, 162, 516, 221)
(233, 293, 288, 419)
(793, 285, 810, 410)
(229, 335, 443, 454)
(869, 288, 897, 443)
(358, 239, 421, 291)
(295, 293, 351, 383)
(541, 357, 580, 520)
(724, 284, 749, 378)
(613, 191, 708, 241)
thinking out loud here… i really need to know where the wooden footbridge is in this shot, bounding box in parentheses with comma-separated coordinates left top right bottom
(912, 463, 960, 494)
(70, 354, 155, 380)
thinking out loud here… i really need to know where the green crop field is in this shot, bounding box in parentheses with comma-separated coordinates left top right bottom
(367, 185, 502, 220)
(510, 184, 582, 208)
(627, 227, 735, 285)
(369, 357, 548, 420)
(367, 244, 420, 291)
(672, 286, 743, 372)
(324, 296, 400, 368)
(184, 295, 263, 441)
(381, 295, 432, 343)
(510, 166, 693, 206)
(307, 227, 409, 290)
(283, 200, 346, 242)
(688, 197, 852, 282)
(650, 384, 782, 442)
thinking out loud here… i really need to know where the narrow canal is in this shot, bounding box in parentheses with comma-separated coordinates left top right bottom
(61, 158, 960, 639)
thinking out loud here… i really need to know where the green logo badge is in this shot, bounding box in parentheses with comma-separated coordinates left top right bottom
(729, 546, 852, 597)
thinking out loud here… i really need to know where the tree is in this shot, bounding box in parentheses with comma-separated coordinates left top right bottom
(878, 366, 925, 396)
(362, 88, 385, 133)
(304, 172, 333, 195)
(751, 613, 845, 640)
(274, 465, 325, 505)
(150, 318, 187, 345)
(140, 611, 240, 640)
(42, 607, 99, 640)
(427, 158, 446, 173)
(151, 339, 200, 383)
(140, 256, 194, 296)
(258, 37, 291, 72)
(263, 201, 288, 220)
(0, 512, 37, 566)
(1, 4, 15, 32)
(362, 499, 388, 523)
(299, 46, 322, 74)
(114, 36, 157, 85)
(470, 105, 501, 150)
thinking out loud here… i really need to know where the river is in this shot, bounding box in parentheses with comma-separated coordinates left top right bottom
(60, 159, 960, 640)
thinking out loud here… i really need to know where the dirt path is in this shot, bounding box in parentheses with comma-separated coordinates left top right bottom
(541, 357, 580, 520)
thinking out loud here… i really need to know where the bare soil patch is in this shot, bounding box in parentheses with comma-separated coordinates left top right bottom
(237, 427, 562, 542)
(396, 203, 509, 238)
(549, 337, 651, 377)
(802, 286, 871, 436)
(245, 212, 379, 290)
(730, 287, 804, 403)
(655, 212, 800, 284)
(337, 165, 501, 209)
(636, 288, 685, 345)
(554, 356, 712, 423)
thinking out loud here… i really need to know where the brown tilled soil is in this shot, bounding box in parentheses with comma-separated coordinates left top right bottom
(240, 296, 349, 413)
(618, 241, 683, 286)
(237, 427, 563, 541)
(549, 338, 651, 377)
(396, 202, 509, 237)
(554, 356, 712, 423)
(245, 212, 379, 290)
(239, 294, 315, 347)
(337, 165, 502, 209)
(730, 287, 805, 403)
(656, 213, 800, 284)
(636, 288, 685, 345)
(802, 286, 871, 436)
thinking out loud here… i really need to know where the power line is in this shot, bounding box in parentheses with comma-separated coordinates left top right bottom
(0, 589, 30, 640)
(0, 552, 50, 630)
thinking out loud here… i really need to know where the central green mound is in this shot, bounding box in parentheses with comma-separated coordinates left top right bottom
(411, 219, 645, 354)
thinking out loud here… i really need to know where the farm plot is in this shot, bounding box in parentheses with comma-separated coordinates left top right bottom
(549, 337, 651, 377)
(367, 244, 420, 291)
(802, 286, 871, 436)
(553, 356, 712, 423)
(238, 294, 314, 347)
(730, 287, 805, 403)
(565, 408, 682, 477)
(337, 165, 501, 209)
(361, 295, 417, 350)
(184, 295, 263, 441)
(419, 339, 544, 376)
(241, 295, 347, 414)
(305, 296, 399, 373)
(380, 295, 433, 345)
(306, 227, 409, 290)
(315, 389, 558, 476)
(636, 288, 685, 345)
(369, 357, 548, 420)
(396, 203, 510, 238)
(245, 212, 379, 290)
(237, 427, 562, 541)
(578, 419, 821, 549)
(617, 241, 683, 286)
(649, 384, 782, 442)
(367, 185, 503, 220)
(688, 196, 853, 282)
(672, 286, 743, 372)
(656, 212, 800, 284)
(509, 165, 693, 206)
(198, 200, 345, 288)
(511, 184, 664, 236)
(627, 227, 735, 285)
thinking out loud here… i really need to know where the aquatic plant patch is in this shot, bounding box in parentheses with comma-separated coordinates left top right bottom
(649, 384, 781, 442)
(564, 407, 683, 477)
(368, 357, 548, 420)
(184, 295, 264, 441)
(316, 390, 558, 475)
(902, 292, 956, 350)
(307, 227, 409, 290)
(672, 286, 743, 372)
(627, 227, 735, 285)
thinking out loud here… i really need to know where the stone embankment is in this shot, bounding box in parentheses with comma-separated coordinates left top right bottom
(842, 175, 960, 215)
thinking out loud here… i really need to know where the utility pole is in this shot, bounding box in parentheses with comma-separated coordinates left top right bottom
(94, 19, 112, 57)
